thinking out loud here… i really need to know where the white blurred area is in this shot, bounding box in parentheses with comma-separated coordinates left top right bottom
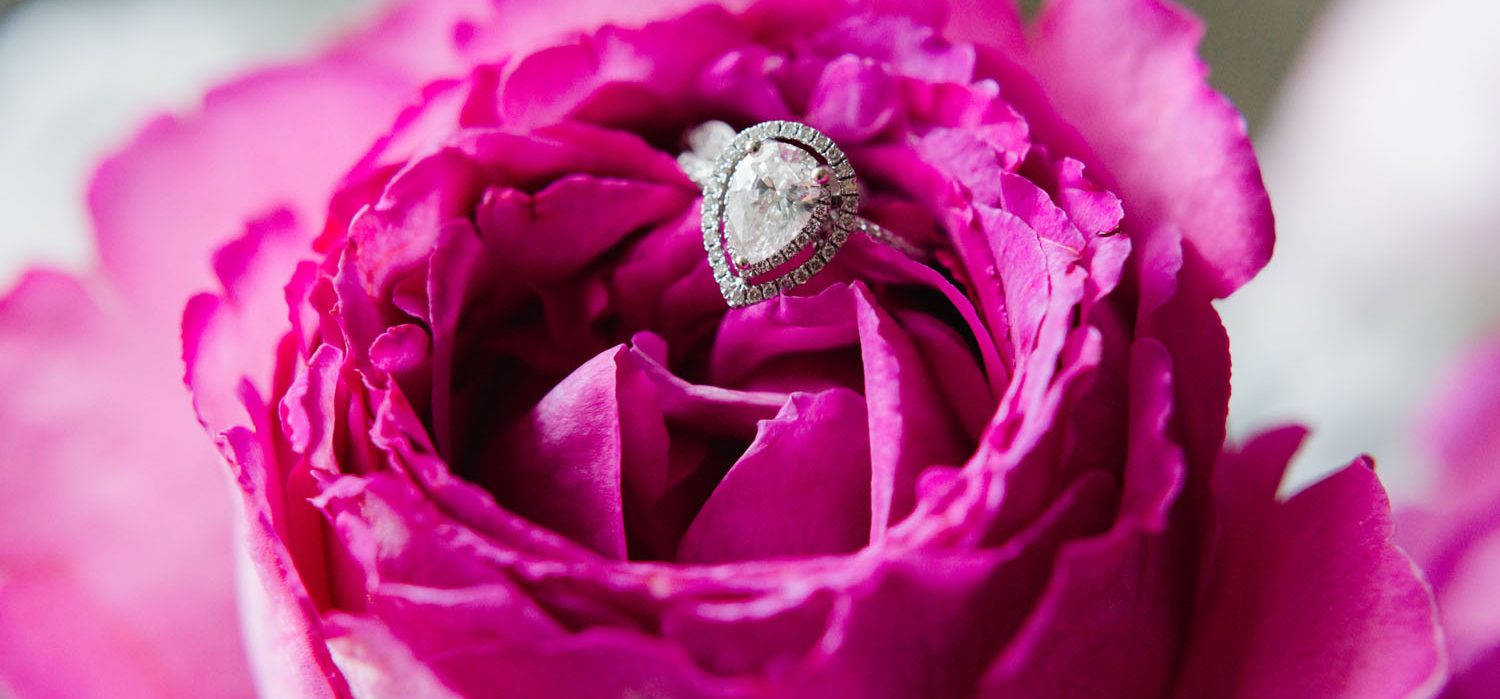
(0, 0, 374, 285)
(1222, 0, 1500, 501)
(0, 0, 1496, 504)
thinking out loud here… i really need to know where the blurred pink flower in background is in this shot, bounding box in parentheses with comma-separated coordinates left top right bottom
(0, 0, 1479, 697)
(1224, 0, 1500, 497)
(1399, 337, 1500, 699)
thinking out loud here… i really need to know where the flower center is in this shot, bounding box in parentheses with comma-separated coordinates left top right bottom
(724, 141, 822, 265)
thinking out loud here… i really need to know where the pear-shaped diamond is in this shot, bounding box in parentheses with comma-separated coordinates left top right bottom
(724, 141, 821, 266)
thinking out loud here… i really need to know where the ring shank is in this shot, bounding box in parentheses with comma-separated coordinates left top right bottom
(853, 217, 926, 261)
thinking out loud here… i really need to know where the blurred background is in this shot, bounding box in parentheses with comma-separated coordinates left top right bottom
(0, 0, 1494, 503)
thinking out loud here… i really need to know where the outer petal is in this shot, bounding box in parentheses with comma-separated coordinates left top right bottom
(1176, 428, 1447, 698)
(1024, 0, 1274, 299)
(0, 272, 253, 698)
(89, 62, 412, 341)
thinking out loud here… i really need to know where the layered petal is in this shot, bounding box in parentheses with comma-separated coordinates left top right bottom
(1022, 0, 1274, 299)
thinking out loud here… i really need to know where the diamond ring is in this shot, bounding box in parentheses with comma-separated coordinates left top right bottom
(678, 120, 925, 308)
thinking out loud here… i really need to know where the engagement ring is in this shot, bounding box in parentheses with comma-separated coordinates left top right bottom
(678, 120, 925, 308)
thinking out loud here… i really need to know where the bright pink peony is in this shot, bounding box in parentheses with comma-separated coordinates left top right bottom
(0, 1, 1446, 697)
(1399, 336, 1500, 699)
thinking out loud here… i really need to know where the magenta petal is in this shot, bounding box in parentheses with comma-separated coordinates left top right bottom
(1419, 336, 1500, 509)
(1429, 526, 1500, 678)
(678, 390, 872, 563)
(804, 55, 903, 143)
(981, 340, 1185, 698)
(1175, 428, 1447, 698)
(479, 630, 741, 699)
(323, 613, 465, 699)
(0, 272, 254, 698)
(219, 427, 351, 699)
(371, 323, 431, 374)
(184, 209, 312, 435)
(317, 473, 739, 698)
(814, 472, 1116, 699)
(1444, 644, 1500, 699)
(853, 288, 975, 537)
(482, 346, 664, 559)
(350, 149, 488, 296)
(475, 175, 693, 282)
(810, 13, 976, 83)
(1398, 335, 1500, 693)
(707, 285, 862, 391)
(498, 6, 751, 128)
(1026, 0, 1274, 298)
(661, 590, 834, 677)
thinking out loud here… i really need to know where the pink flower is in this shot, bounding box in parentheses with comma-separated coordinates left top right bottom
(1399, 336, 1500, 699)
(0, 1, 1445, 697)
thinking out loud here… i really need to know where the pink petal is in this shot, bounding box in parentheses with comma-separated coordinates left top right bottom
(660, 589, 834, 677)
(1443, 644, 1500, 699)
(981, 340, 1186, 698)
(0, 271, 253, 698)
(1398, 335, 1500, 692)
(813, 473, 1116, 699)
(316, 472, 738, 698)
(853, 287, 977, 537)
(1419, 336, 1500, 509)
(678, 390, 872, 564)
(1175, 428, 1447, 698)
(323, 614, 465, 699)
(219, 426, 351, 699)
(1025, 0, 1275, 298)
(1137, 226, 1231, 473)
(90, 63, 412, 339)
(497, 6, 752, 129)
(808, 13, 976, 84)
(480, 346, 663, 559)
(474, 175, 693, 283)
(804, 55, 904, 143)
(183, 208, 311, 435)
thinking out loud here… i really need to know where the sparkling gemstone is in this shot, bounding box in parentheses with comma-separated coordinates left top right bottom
(724, 141, 821, 266)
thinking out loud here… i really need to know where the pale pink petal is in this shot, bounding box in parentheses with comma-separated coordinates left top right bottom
(90, 63, 412, 340)
(0, 271, 253, 698)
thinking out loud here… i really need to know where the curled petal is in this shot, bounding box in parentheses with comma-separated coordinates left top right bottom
(1025, 0, 1275, 299)
(1176, 428, 1447, 698)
